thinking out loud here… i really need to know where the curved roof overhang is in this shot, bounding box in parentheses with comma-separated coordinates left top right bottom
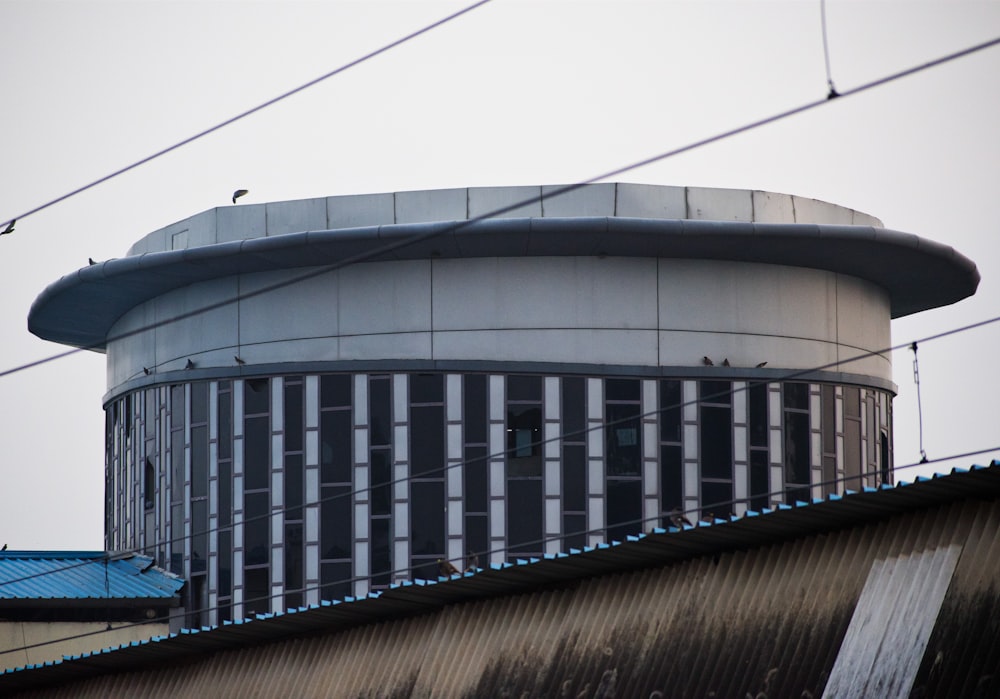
(28, 217, 980, 351)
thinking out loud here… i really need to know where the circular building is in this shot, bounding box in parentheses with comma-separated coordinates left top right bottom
(29, 183, 979, 625)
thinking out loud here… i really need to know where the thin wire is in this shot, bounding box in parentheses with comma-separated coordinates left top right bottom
(4, 33, 999, 381)
(911, 342, 929, 463)
(7, 445, 1000, 657)
(2, 313, 997, 591)
(0, 0, 495, 231)
(820, 0, 839, 98)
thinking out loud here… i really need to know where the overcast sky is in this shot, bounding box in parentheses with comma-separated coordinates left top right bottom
(1, 0, 997, 551)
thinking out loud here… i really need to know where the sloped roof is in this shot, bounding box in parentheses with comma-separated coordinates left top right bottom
(0, 552, 184, 606)
(1, 462, 998, 694)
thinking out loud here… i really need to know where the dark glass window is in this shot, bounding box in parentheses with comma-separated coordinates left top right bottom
(321, 561, 352, 602)
(701, 480, 733, 519)
(191, 425, 208, 498)
(320, 486, 351, 559)
(371, 518, 392, 586)
(320, 374, 351, 409)
(244, 492, 269, 566)
(218, 530, 232, 597)
(144, 389, 157, 439)
(191, 382, 208, 425)
(701, 406, 732, 479)
(244, 415, 269, 491)
(320, 410, 351, 484)
(607, 480, 642, 541)
(605, 378, 640, 402)
(243, 568, 270, 616)
(411, 481, 445, 556)
(410, 373, 444, 404)
(660, 445, 683, 514)
(660, 380, 682, 443)
(700, 380, 731, 405)
(370, 378, 391, 447)
(562, 444, 586, 512)
(784, 411, 810, 496)
(563, 513, 587, 551)
(784, 382, 809, 410)
(285, 453, 303, 521)
(605, 403, 641, 476)
(507, 374, 542, 402)
(750, 450, 769, 512)
(463, 375, 488, 444)
(170, 429, 184, 502)
(562, 377, 586, 438)
(507, 479, 543, 555)
(219, 461, 232, 527)
(170, 385, 185, 429)
(191, 500, 207, 573)
(371, 450, 392, 517)
(284, 380, 303, 453)
(285, 523, 304, 590)
(464, 446, 489, 513)
(507, 404, 542, 476)
(144, 458, 155, 510)
(411, 405, 445, 477)
(748, 383, 768, 448)
(244, 378, 269, 415)
(465, 515, 488, 566)
(218, 386, 233, 460)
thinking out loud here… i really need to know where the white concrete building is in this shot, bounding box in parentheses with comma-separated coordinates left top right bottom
(28, 183, 979, 625)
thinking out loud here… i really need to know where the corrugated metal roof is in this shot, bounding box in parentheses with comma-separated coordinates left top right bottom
(0, 552, 184, 603)
(2, 462, 999, 695)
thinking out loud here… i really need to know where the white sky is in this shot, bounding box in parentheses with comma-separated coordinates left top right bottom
(1, 0, 997, 551)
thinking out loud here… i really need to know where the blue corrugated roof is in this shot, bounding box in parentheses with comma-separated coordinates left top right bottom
(0, 551, 184, 601)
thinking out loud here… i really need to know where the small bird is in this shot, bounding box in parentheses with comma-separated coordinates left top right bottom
(1, 219, 14, 236)
(465, 551, 479, 572)
(722, 358, 731, 367)
(438, 558, 459, 577)
(143, 367, 151, 376)
(185, 359, 195, 369)
(88, 257, 97, 265)
(232, 189, 249, 204)
(669, 506, 693, 529)
(234, 355, 246, 365)
(755, 361, 768, 368)
(1, 544, 7, 551)
(702, 356, 714, 366)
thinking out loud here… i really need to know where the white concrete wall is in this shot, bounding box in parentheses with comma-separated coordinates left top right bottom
(106, 257, 891, 390)
(0, 620, 170, 671)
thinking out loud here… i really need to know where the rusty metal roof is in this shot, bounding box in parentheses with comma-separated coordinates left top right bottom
(2, 462, 999, 695)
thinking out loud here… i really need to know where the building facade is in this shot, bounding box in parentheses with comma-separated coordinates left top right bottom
(29, 183, 979, 625)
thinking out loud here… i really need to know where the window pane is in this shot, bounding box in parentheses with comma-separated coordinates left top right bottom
(320, 410, 351, 484)
(507, 375, 541, 402)
(463, 375, 487, 444)
(701, 405, 732, 479)
(191, 425, 208, 498)
(320, 374, 351, 409)
(843, 386, 860, 418)
(219, 461, 232, 527)
(320, 486, 351, 559)
(507, 404, 541, 476)
(218, 387, 233, 460)
(285, 522, 303, 590)
(701, 481, 733, 519)
(244, 568, 270, 616)
(750, 450, 769, 511)
(170, 385, 185, 429)
(605, 378, 639, 402)
(784, 410, 810, 486)
(411, 481, 445, 557)
(411, 405, 444, 477)
(562, 444, 586, 512)
(410, 373, 443, 404)
(561, 377, 586, 439)
(465, 515, 488, 566)
(464, 446, 488, 513)
(607, 480, 642, 542)
(285, 453, 303, 520)
(191, 382, 208, 425)
(244, 492, 269, 566)
(563, 513, 586, 552)
(606, 403, 640, 476)
(244, 378, 269, 415)
(507, 479, 542, 555)
(284, 381, 303, 452)
(784, 382, 809, 410)
(748, 383, 768, 448)
(370, 378, 391, 446)
(191, 500, 207, 573)
(371, 449, 392, 517)
(321, 561, 352, 602)
(660, 445, 683, 515)
(218, 530, 232, 597)
(660, 380, 682, 443)
(244, 415, 269, 491)
(371, 518, 391, 586)
(700, 380, 731, 405)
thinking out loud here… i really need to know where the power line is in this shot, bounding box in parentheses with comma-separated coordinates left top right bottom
(0, 0, 495, 231)
(6, 445, 999, 658)
(3, 34, 999, 381)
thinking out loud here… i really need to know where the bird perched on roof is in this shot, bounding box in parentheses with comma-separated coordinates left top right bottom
(756, 361, 768, 368)
(702, 356, 714, 366)
(722, 358, 731, 367)
(88, 257, 97, 265)
(465, 551, 479, 572)
(234, 355, 246, 365)
(438, 558, 459, 577)
(669, 507, 692, 529)
(185, 359, 195, 369)
(1, 544, 7, 551)
(1, 219, 14, 236)
(232, 189, 249, 204)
